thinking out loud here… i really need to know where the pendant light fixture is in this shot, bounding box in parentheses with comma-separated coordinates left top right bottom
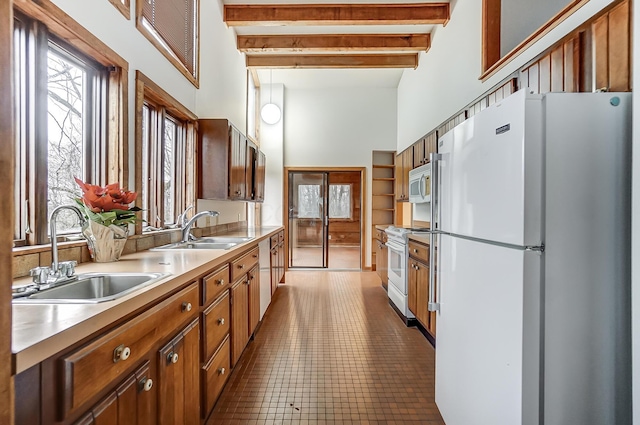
(261, 69, 281, 125)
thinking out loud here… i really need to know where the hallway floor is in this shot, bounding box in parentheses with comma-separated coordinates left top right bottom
(207, 271, 445, 424)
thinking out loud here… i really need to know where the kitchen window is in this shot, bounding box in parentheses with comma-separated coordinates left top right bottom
(13, 14, 110, 246)
(136, 0, 199, 86)
(297, 184, 352, 220)
(135, 72, 196, 233)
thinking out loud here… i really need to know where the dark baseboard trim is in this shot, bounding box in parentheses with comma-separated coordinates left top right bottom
(389, 299, 418, 327)
(414, 320, 436, 348)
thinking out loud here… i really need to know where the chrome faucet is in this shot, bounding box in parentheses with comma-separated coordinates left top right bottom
(29, 205, 86, 288)
(181, 210, 219, 243)
(177, 204, 195, 228)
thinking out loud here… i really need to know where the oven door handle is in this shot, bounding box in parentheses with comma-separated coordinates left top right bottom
(385, 242, 404, 253)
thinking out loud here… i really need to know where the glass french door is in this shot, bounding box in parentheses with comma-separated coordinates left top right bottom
(288, 172, 328, 268)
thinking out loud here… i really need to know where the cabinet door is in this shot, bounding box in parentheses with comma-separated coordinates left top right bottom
(395, 153, 404, 201)
(229, 127, 246, 200)
(278, 240, 285, 283)
(245, 141, 257, 200)
(380, 244, 388, 285)
(76, 362, 156, 425)
(157, 319, 200, 425)
(255, 151, 266, 202)
(270, 247, 278, 295)
(375, 240, 384, 281)
(248, 264, 261, 336)
(402, 149, 413, 200)
(415, 261, 432, 334)
(408, 260, 418, 316)
(230, 278, 249, 367)
(413, 138, 426, 168)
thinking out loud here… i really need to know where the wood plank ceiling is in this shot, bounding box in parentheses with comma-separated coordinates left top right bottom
(223, 2, 451, 70)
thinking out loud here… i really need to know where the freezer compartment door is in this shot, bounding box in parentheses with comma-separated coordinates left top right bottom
(435, 235, 539, 425)
(448, 90, 543, 246)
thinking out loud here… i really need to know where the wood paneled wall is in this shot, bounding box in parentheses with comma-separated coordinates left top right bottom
(1, 0, 15, 422)
(404, 0, 631, 155)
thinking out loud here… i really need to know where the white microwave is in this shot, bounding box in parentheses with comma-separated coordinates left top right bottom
(408, 163, 431, 203)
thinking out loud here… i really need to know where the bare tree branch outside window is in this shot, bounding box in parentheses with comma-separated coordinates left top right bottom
(47, 51, 84, 233)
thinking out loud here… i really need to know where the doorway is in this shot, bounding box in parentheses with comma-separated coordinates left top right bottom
(286, 169, 363, 270)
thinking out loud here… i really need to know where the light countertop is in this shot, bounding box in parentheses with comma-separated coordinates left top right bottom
(12, 226, 283, 374)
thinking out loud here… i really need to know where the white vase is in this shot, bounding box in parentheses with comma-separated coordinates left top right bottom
(82, 221, 128, 262)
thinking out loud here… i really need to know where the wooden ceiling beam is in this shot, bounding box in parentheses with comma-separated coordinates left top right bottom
(225, 3, 450, 26)
(237, 33, 431, 53)
(246, 53, 419, 69)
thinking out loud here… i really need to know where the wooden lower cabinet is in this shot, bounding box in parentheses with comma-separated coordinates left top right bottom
(201, 336, 231, 418)
(408, 240, 436, 339)
(230, 277, 249, 367)
(74, 361, 156, 425)
(157, 318, 200, 425)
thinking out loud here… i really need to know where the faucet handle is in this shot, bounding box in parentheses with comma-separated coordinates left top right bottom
(29, 266, 51, 284)
(58, 261, 78, 277)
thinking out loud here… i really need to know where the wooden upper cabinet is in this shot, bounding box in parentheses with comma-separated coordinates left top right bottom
(254, 151, 266, 202)
(395, 149, 413, 201)
(198, 119, 266, 202)
(229, 126, 247, 200)
(413, 138, 426, 168)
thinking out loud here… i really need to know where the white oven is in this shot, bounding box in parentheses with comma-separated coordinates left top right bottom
(387, 239, 406, 293)
(385, 227, 415, 320)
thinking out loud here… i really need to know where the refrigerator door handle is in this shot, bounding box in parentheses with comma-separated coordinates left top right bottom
(428, 152, 442, 313)
(429, 152, 442, 230)
(428, 231, 440, 312)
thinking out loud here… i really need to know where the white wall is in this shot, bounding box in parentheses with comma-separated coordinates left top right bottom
(260, 84, 285, 227)
(397, 0, 620, 151)
(283, 87, 397, 267)
(195, 0, 247, 131)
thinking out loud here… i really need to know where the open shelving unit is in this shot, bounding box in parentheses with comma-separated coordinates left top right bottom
(371, 150, 396, 269)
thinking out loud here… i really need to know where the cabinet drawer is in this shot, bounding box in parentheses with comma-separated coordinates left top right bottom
(230, 247, 259, 282)
(270, 235, 278, 248)
(409, 241, 429, 264)
(202, 291, 230, 361)
(202, 265, 230, 306)
(202, 335, 231, 418)
(60, 283, 199, 418)
(278, 231, 284, 242)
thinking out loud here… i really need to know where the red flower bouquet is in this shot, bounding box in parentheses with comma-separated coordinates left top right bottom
(74, 177, 141, 227)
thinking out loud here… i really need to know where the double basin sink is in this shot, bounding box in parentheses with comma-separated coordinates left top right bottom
(154, 236, 255, 251)
(13, 236, 255, 304)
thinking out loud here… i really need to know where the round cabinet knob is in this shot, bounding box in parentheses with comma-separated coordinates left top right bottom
(218, 318, 225, 325)
(413, 249, 418, 253)
(142, 378, 153, 392)
(219, 368, 226, 375)
(114, 345, 131, 363)
(168, 352, 179, 364)
(217, 279, 224, 286)
(238, 264, 245, 269)
(253, 254, 258, 258)
(182, 302, 192, 312)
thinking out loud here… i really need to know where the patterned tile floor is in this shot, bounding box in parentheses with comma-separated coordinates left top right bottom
(207, 271, 445, 425)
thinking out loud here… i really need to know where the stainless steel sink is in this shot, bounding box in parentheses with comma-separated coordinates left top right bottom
(12, 272, 170, 303)
(197, 236, 255, 243)
(153, 236, 254, 251)
(155, 242, 238, 250)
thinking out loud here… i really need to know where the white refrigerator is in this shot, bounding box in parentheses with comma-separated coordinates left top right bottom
(431, 90, 631, 425)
